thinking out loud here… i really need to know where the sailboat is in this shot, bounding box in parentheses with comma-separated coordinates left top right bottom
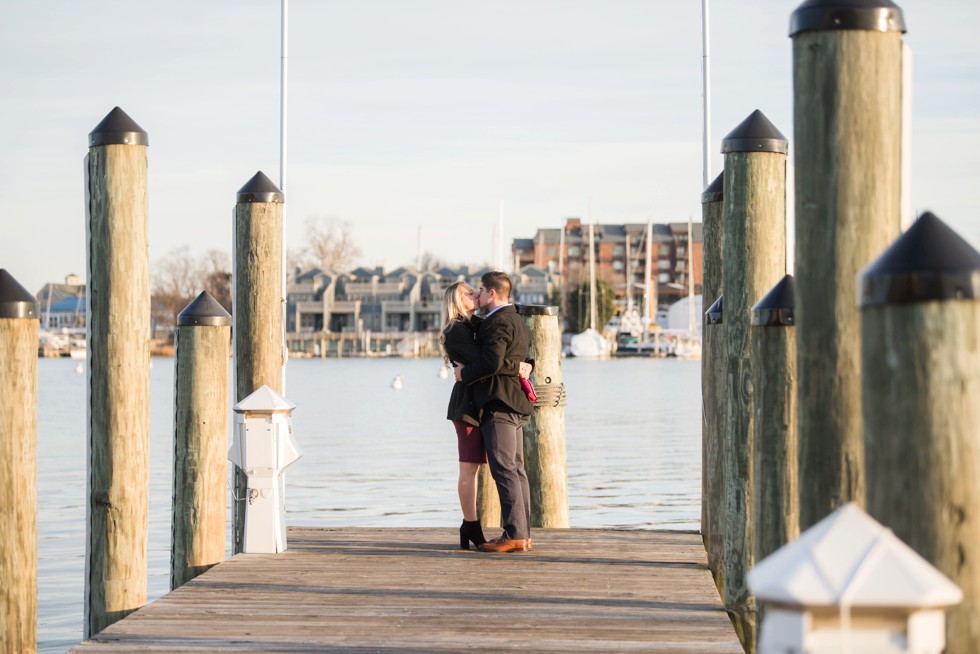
(568, 220, 610, 358)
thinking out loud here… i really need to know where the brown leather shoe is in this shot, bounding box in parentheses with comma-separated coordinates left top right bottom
(478, 538, 529, 552)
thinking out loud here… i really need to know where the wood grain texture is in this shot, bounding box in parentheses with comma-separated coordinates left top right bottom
(69, 528, 741, 653)
(700, 197, 725, 592)
(793, 29, 903, 529)
(0, 319, 38, 653)
(863, 301, 980, 654)
(523, 312, 569, 528)
(233, 200, 284, 554)
(721, 150, 787, 652)
(477, 465, 501, 529)
(751, 326, 798, 564)
(171, 325, 231, 590)
(85, 143, 151, 638)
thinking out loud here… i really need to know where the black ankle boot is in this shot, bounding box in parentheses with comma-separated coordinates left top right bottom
(459, 520, 487, 549)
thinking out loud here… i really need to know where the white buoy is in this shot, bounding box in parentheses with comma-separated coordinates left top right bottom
(75, 363, 84, 374)
(438, 366, 449, 380)
(391, 374, 404, 390)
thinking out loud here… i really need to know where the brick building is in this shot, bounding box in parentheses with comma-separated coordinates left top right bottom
(511, 218, 702, 319)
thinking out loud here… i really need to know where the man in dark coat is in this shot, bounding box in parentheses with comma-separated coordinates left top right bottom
(456, 271, 534, 553)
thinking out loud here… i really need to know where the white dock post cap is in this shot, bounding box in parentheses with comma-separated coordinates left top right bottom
(749, 502, 963, 609)
(233, 385, 296, 416)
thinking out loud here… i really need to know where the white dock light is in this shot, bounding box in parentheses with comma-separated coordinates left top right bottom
(229, 385, 302, 553)
(749, 503, 962, 654)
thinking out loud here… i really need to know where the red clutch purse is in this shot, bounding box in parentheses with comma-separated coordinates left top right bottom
(520, 377, 537, 402)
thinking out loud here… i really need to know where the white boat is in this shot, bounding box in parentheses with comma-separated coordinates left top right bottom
(568, 218, 611, 359)
(568, 328, 610, 358)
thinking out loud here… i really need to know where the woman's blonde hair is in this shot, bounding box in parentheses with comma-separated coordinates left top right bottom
(440, 281, 472, 363)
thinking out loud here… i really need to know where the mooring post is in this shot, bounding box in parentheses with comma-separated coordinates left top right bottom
(721, 109, 788, 651)
(700, 172, 725, 588)
(704, 295, 726, 593)
(233, 171, 285, 554)
(0, 270, 38, 654)
(791, 0, 906, 530)
(751, 275, 798, 565)
(84, 107, 150, 638)
(519, 305, 569, 528)
(477, 467, 501, 529)
(171, 292, 232, 590)
(861, 212, 980, 653)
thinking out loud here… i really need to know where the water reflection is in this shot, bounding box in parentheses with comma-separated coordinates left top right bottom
(36, 355, 701, 652)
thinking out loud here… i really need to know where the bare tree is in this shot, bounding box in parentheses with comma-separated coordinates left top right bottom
(291, 216, 361, 273)
(152, 247, 232, 329)
(201, 249, 232, 312)
(417, 251, 445, 271)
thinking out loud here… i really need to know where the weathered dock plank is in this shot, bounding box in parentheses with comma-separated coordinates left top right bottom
(69, 528, 740, 652)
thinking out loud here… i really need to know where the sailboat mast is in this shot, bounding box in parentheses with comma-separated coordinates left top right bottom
(588, 217, 597, 332)
(625, 232, 632, 313)
(643, 219, 652, 343)
(498, 199, 505, 271)
(688, 217, 695, 334)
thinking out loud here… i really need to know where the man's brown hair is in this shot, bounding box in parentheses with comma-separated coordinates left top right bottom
(481, 271, 512, 301)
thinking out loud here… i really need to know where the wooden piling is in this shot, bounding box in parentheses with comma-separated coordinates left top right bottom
(84, 107, 150, 638)
(233, 172, 285, 554)
(477, 467, 500, 529)
(519, 305, 569, 528)
(0, 270, 38, 654)
(171, 292, 231, 590)
(700, 172, 725, 589)
(751, 275, 798, 564)
(720, 109, 788, 651)
(791, 0, 906, 529)
(861, 212, 980, 654)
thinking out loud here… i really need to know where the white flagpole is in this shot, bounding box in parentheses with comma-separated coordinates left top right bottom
(701, 0, 712, 188)
(280, 0, 289, 393)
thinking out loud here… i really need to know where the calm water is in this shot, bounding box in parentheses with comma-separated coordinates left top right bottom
(36, 356, 702, 652)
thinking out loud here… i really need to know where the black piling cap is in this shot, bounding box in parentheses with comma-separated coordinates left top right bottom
(89, 107, 149, 147)
(237, 171, 285, 204)
(516, 305, 559, 316)
(705, 295, 724, 325)
(752, 275, 796, 326)
(177, 291, 232, 327)
(0, 269, 39, 319)
(701, 171, 724, 204)
(721, 110, 788, 155)
(790, 0, 906, 37)
(859, 212, 980, 308)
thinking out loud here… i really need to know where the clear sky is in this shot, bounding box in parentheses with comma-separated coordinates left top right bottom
(1, 1, 978, 294)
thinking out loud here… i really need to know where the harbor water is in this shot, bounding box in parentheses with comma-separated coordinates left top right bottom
(36, 356, 701, 652)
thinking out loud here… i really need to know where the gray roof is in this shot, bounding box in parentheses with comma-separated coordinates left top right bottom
(520, 265, 548, 278)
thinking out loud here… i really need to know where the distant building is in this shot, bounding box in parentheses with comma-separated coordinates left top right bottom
(511, 265, 553, 306)
(512, 218, 702, 319)
(36, 274, 86, 330)
(287, 265, 495, 335)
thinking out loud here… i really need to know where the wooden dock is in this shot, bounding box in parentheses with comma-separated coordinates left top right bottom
(69, 528, 741, 653)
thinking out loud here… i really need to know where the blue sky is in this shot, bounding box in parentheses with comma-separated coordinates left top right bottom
(1, 1, 978, 294)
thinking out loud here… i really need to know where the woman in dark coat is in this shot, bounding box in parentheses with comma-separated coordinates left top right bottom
(440, 281, 525, 549)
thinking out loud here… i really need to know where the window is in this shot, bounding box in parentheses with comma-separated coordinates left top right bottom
(658, 259, 671, 270)
(612, 245, 625, 256)
(568, 246, 581, 257)
(547, 246, 557, 256)
(658, 272, 670, 282)
(659, 245, 671, 256)
(612, 260, 624, 270)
